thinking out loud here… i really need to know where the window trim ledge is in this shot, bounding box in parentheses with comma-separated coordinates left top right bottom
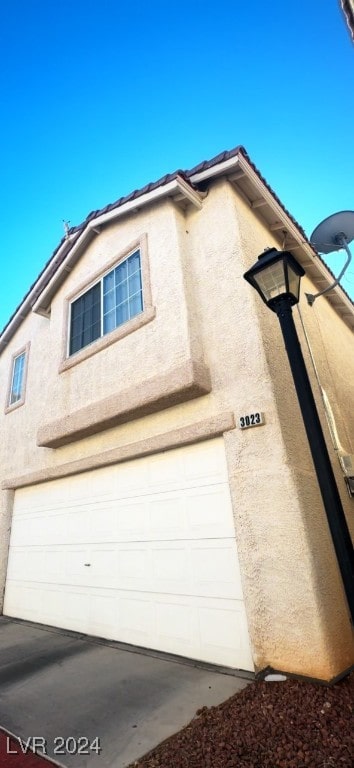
(59, 305, 156, 373)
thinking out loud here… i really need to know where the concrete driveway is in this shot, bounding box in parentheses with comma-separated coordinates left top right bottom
(0, 617, 251, 768)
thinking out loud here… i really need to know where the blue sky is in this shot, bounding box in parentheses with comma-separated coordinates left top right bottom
(0, 0, 353, 329)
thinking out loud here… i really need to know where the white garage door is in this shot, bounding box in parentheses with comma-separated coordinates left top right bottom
(4, 438, 253, 670)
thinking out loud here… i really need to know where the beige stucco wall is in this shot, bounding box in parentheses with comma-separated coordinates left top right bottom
(0, 178, 353, 680)
(233, 184, 354, 679)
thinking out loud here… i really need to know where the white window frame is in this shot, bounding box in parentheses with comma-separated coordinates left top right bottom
(67, 248, 144, 358)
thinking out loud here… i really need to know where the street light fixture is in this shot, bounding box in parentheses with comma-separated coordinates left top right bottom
(244, 247, 354, 623)
(243, 247, 305, 309)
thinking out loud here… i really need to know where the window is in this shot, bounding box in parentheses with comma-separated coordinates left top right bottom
(6, 344, 30, 412)
(69, 250, 143, 356)
(60, 236, 155, 373)
(10, 352, 26, 404)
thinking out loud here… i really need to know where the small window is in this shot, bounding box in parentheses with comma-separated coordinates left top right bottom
(7, 346, 29, 410)
(69, 250, 143, 356)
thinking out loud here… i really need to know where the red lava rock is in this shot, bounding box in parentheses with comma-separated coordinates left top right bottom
(130, 673, 354, 768)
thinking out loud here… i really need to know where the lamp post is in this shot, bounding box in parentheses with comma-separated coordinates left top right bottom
(243, 247, 354, 623)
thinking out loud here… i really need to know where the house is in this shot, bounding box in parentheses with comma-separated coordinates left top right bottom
(0, 146, 353, 682)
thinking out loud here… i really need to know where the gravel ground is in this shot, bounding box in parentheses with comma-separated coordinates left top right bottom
(130, 673, 353, 768)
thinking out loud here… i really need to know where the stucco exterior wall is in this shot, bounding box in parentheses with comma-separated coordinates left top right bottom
(233, 183, 354, 679)
(0, 177, 353, 680)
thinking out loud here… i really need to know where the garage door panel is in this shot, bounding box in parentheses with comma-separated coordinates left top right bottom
(6, 541, 244, 600)
(146, 442, 227, 490)
(10, 584, 91, 634)
(4, 584, 252, 668)
(11, 494, 239, 549)
(4, 584, 43, 621)
(88, 593, 118, 633)
(86, 540, 242, 599)
(186, 486, 235, 536)
(4, 439, 253, 670)
(51, 589, 89, 627)
(8, 513, 49, 547)
(198, 603, 251, 661)
(11, 492, 235, 547)
(155, 600, 196, 649)
(118, 546, 149, 581)
(88, 548, 119, 579)
(118, 596, 155, 642)
(65, 548, 91, 579)
(191, 543, 244, 599)
(9, 510, 90, 547)
(90, 488, 236, 543)
(151, 544, 189, 582)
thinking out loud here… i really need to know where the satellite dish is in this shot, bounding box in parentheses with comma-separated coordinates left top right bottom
(306, 210, 354, 305)
(310, 211, 354, 253)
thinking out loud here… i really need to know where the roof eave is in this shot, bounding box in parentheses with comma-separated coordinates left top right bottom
(188, 149, 354, 329)
(233, 153, 354, 329)
(31, 175, 204, 317)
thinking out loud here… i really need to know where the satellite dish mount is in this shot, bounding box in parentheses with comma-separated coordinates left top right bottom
(305, 211, 354, 306)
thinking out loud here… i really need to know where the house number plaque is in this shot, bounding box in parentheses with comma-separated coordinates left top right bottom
(238, 412, 265, 429)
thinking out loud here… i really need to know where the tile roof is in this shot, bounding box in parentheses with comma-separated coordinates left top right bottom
(0, 145, 352, 340)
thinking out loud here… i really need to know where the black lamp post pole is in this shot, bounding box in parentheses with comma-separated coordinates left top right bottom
(274, 296, 354, 623)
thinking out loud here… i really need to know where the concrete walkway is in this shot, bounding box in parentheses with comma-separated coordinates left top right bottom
(0, 617, 251, 768)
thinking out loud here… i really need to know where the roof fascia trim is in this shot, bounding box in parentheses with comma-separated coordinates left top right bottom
(190, 155, 241, 183)
(32, 175, 203, 317)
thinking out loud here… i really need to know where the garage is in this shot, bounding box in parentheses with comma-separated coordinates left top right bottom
(4, 438, 253, 670)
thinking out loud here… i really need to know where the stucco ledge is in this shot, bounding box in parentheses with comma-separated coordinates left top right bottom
(37, 358, 212, 448)
(3, 411, 236, 490)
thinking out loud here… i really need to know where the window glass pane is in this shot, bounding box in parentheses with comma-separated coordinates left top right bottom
(83, 326, 93, 347)
(83, 287, 99, 311)
(128, 271, 142, 296)
(92, 295, 101, 325)
(116, 301, 129, 326)
(10, 352, 26, 405)
(115, 261, 128, 284)
(103, 310, 116, 334)
(81, 323, 101, 347)
(83, 308, 93, 328)
(70, 335, 82, 355)
(71, 299, 84, 321)
(104, 288, 115, 313)
(129, 291, 143, 318)
(128, 250, 141, 276)
(69, 283, 101, 355)
(103, 270, 115, 294)
(115, 281, 128, 305)
(71, 317, 83, 338)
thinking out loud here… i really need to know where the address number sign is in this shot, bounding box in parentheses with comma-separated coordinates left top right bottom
(238, 412, 265, 429)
